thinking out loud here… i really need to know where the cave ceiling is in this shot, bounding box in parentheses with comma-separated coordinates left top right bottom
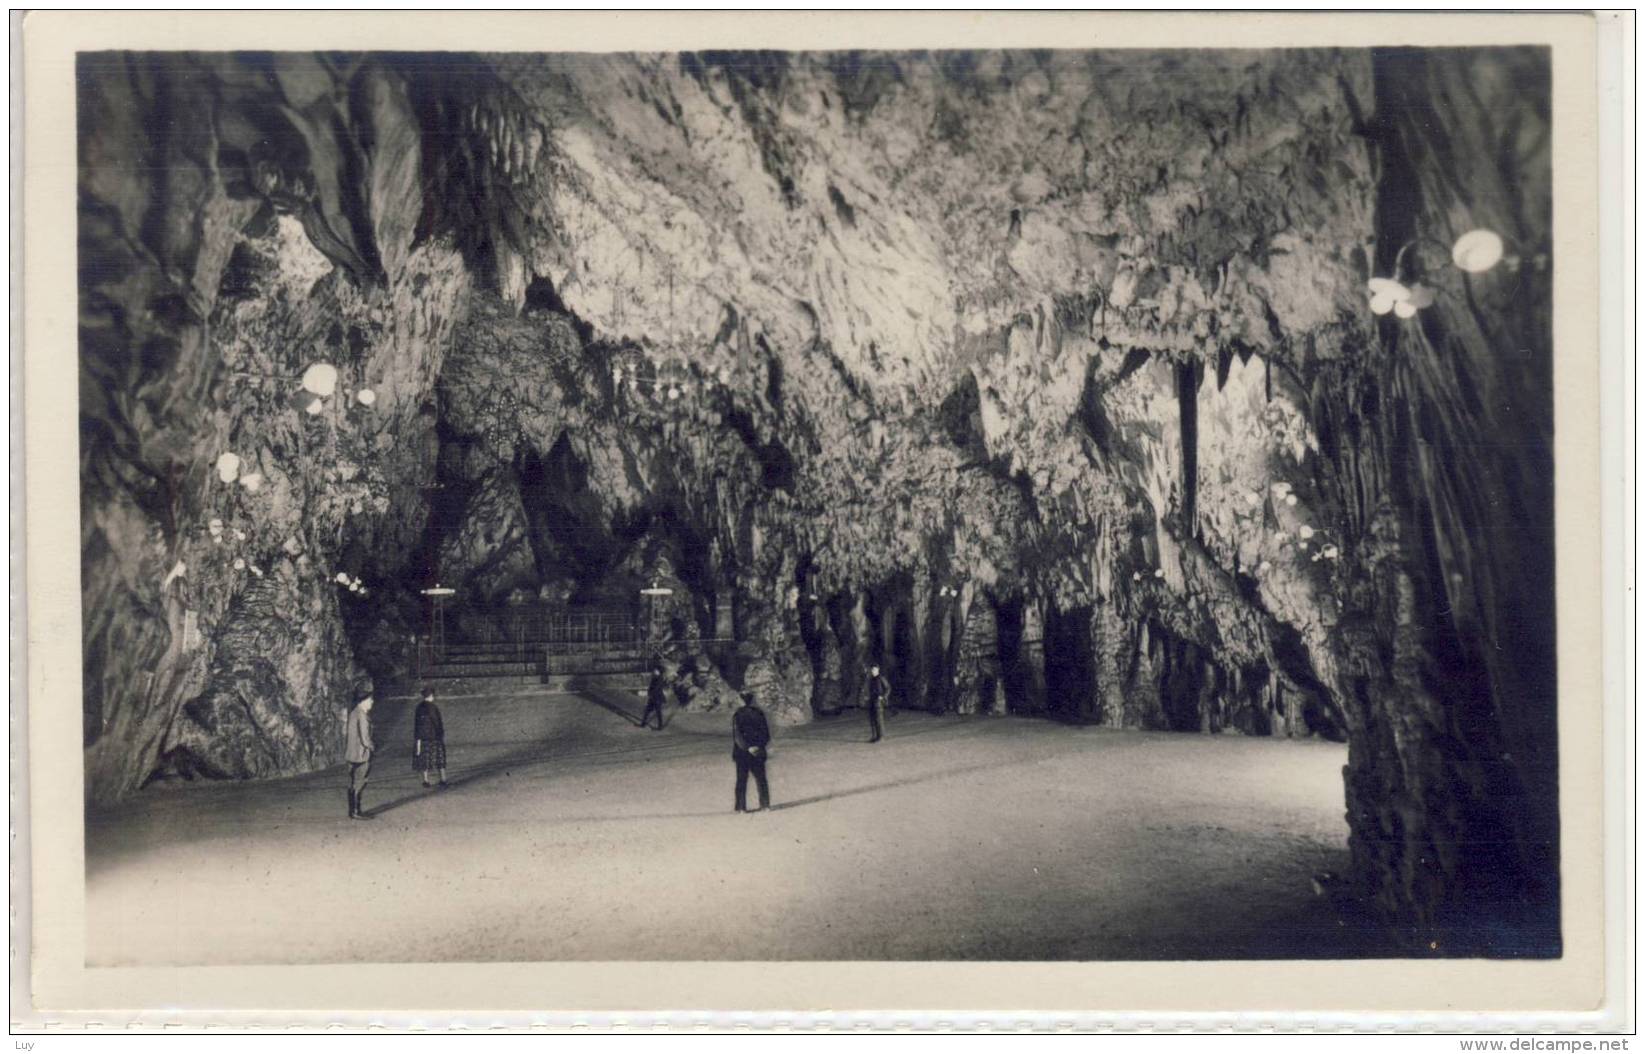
(77, 44, 1559, 955)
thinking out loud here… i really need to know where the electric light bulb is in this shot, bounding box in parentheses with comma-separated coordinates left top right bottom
(1452, 229, 1505, 273)
(301, 362, 339, 397)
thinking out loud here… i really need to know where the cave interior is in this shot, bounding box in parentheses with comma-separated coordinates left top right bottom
(77, 46, 1557, 956)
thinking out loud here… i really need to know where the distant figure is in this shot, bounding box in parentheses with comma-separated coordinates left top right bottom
(640, 663, 667, 731)
(732, 693, 772, 813)
(866, 664, 890, 743)
(345, 689, 375, 820)
(413, 689, 448, 789)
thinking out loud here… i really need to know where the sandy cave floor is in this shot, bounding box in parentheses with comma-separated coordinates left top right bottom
(85, 691, 1384, 965)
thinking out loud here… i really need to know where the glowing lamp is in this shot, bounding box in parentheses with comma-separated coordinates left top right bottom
(1367, 277, 1409, 316)
(1452, 229, 1505, 273)
(301, 362, 339, 397)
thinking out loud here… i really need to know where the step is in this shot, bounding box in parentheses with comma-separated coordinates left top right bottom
(379, 672, 649, 699)
(440, 641, 647, 652)
(417, 662, 654, 680)
(544, 666, 651, 677)
(428, 655, 544, 668)
(378, 679, 563, 701)
(434, 648, 651, 662)
(422, 663, 542, 678)
(546, 672, 650, 692)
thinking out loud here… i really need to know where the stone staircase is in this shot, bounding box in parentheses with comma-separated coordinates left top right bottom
(381, 640, 653, 700)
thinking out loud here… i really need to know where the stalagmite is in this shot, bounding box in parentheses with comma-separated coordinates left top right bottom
(71, 44, 1559, 957)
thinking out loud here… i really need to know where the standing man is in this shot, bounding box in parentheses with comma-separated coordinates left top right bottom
(731, 692, 772, 813)
(346, 687, 376, 820)
(866, 664, 890, 743)
(639, 662, 668, 731)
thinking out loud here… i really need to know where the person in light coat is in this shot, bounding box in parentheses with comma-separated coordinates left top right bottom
(345, 689, 376, 820)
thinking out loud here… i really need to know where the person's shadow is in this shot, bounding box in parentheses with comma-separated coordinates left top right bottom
(359, 723, 712, 818)
(766, 756, 1020, 812)
(574, 682, 678, 729)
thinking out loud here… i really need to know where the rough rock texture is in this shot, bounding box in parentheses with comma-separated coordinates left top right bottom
(79, 47, 1554, 953)
(79, 53, 470, 800)
(1314, 48, 1558, 953)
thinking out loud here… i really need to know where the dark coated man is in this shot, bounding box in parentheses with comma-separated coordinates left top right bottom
(639, 663, 667, 731)
(732, 692, 772, 813)
(866, 664, 890, 743)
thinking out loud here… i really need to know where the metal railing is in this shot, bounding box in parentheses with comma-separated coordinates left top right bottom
(414, 606, 643, 671)
(457, 606, 641, 647)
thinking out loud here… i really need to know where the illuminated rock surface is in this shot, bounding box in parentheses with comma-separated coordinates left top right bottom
(78, 47, 1554, 953)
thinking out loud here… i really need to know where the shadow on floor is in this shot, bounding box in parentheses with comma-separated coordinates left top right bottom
(793, 713, 1002, 745)
(363, 736, 1026, 822)
(360, 726, 727, 817)
(767, 756, 1022, 812)
(580, 684, 703, 732)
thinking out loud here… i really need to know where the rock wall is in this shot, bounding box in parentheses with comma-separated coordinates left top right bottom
(78, 47, 1555, 952)
(79, 53, 470, 801)
(1316, 47, 1558, 954)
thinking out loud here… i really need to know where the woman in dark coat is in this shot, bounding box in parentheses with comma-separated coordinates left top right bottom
(413, 689, 448, 789)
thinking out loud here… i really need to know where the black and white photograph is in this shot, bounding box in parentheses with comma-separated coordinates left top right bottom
(20, 11, 1625, 1027)
(71, 37, 1566, 968)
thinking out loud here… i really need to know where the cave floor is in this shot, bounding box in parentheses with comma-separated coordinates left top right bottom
(85, 691, 1381, 965)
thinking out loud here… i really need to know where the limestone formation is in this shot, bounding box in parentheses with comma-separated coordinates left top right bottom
(78, 47, 1555, 954)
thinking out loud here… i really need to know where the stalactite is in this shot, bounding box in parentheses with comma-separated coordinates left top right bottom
(1176, 359, 1202, 534)
(76, 45, 1560, 957)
